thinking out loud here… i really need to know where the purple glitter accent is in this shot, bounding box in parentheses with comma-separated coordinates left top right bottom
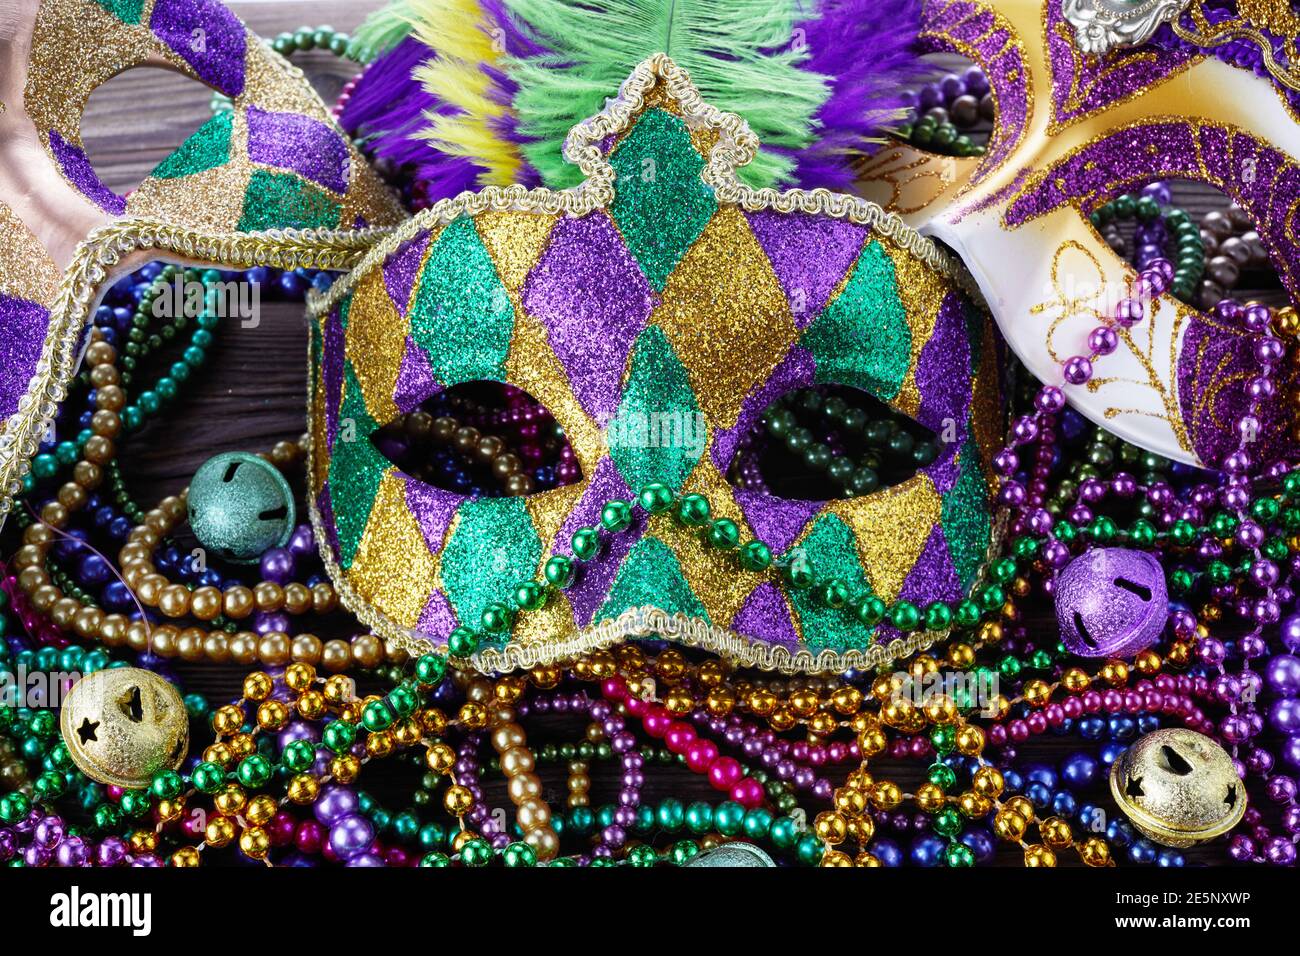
(915, 292, 973, 433)
(552, 458, 640, 627)
(712, 345, 814, 474)
(919, 0, 1029, 183)
(383, 231, 431, 314)
(394, 336, 440, 413)
(403, 477, 461, 555)
(1005, 122, 1300, 303)
(1046, 2, 1195, 124)
(316, 486, 341, 562)
(417, 590, 457, 637)
(0, 293, 49, 418)
(914, 293, 972, 495)
(246, 107, 350, 193)
(1177, 314, 1290, 468)
(734, 491, 819, 554)
(322, 307, 345, 448)
(744, 210, 869, 329)
(898, 526, 963, 604)
(149, 0, 246, 98)
(47, 132, 126, 216)
(731, 582, 798, 647)
(522, 213, 654, 425)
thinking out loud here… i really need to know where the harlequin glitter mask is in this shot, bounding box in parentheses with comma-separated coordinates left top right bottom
(0, 0, 405, 520)
(858, 0, 1300, 468)
(307, 55, 1006, 674)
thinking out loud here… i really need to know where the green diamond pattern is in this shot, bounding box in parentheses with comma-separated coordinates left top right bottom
(409, 217, 515, 384)
(941, 438, 992, 588)
(93, 0, 145, 24)
(607, 325, 702, 494)
(785, 514, 875, 651)
(801, 240, 912, 402)
(608, 108, 716, 292)
(237, 170, 341, 232)
(596, 536, 708, 625)
(152, 112, 233, 180)
(441, 497, 543, 642)
(328, 363, 387, 569)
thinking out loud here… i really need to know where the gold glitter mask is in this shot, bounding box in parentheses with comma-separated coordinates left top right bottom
(308, 55, 1007, 675)
(0, 0, 406, 521)
(858, 0, 1300, 468)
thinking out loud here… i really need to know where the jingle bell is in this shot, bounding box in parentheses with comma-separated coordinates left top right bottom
(1109, 729, 1246, 848)
(685, 842, 776, 867)
(1054, 548, 1167, 657)
(59, 668, 189, 789)
(187, 452, 296, 563)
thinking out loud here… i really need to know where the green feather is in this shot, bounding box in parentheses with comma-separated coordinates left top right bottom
(499, 0, 832, 190)
(353, 0, 419, 59)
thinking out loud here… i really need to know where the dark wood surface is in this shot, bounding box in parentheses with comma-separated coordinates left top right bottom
(18, 1, 1257, 865)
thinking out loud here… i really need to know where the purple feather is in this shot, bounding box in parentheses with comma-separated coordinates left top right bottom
(340, 0, 926, 198)
(790, 0, 928, 190)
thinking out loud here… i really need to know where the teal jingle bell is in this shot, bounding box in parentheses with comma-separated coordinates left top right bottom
(187, 452, 295, 563)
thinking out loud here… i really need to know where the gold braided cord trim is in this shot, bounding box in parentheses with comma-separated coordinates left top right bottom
(468, 607, 945, 676)
(307, 52, 984, 319)
(0, 217, 396, 525)
(1171, 18, 1300, 92)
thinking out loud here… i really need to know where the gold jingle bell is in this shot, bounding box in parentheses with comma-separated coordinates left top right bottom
(59, 668, 189, 788)
(1109, 729, 1246, 848)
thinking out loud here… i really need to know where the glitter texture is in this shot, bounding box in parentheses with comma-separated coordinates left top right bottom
(0, 293, 49, 418)
(94, 0, 145, 24)
(247, 106, 350, 192)
(347, 471, 439, 628)
(940, 438, 992, 588)
(394, 337, 439, 413)
(48, 131, 126, 215)
(655, 206, 797, 429)
(523, 212, 653, 425)
(607, 325, 702, 495)
(731, 582, 798, 647)
(149, 0, 247, 98)
(409, 217, 515, 384)
(596, 535, 709, 626)
(802, 240, 911, 402)
(151, 111, 233, 179)
(382, 231, 432, 314)
(440, 497, 543, 642)
(608, 108, 717, 291)
(552, 458, 640, 628)
(786, 515, 875, 651)
(828, 475, 942, 601)
(327, 365, 386, 569)
(344, 270, 404, 427)
(744, 208, 869, 328)
(237, 170, 341, 231)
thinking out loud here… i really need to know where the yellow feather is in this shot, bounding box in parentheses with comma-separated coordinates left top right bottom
(405, 0, 524, 186)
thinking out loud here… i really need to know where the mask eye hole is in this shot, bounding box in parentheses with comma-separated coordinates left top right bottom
(729, 386, 939, 501)
(371, 382, 582, 498)
(1087, 179, 1288, 312)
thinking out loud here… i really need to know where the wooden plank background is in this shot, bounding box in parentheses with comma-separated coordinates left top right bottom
(18, 0, 1254, 864)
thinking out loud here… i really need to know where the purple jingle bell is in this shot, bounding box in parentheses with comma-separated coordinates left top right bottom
(1054, 548, 1168, 657)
